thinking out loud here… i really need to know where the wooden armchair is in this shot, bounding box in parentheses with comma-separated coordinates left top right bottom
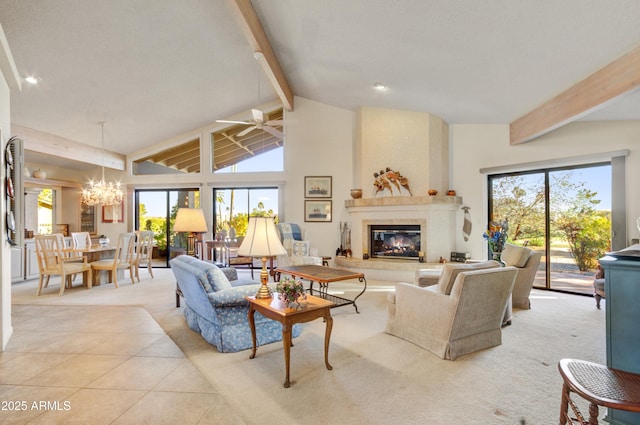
(133, 230, 155, 281)
(70, 231, 92, 249)
(90, 232, 136, 287)
(35, 233, 92, 295)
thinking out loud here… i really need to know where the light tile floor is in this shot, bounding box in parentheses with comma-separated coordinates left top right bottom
(0, 303, 245, 425)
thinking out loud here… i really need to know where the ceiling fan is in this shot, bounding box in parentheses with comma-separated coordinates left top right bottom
(216, 108, 284, 138)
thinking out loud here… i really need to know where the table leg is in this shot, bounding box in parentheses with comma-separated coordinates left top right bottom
(248, 307, 257, 359)
(352, 277, 367, 314)
(324, 312, 333, 371)
(283, 323, 292, 388)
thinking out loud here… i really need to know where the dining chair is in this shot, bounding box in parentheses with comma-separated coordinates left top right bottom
(90, 232, 136, 288)
(71, 231, 92, 249)
(34, 233, 93, 295)
(134, 230, 155, 281)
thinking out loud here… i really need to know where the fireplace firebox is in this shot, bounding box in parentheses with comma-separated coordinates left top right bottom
(370, 224, 421, 260)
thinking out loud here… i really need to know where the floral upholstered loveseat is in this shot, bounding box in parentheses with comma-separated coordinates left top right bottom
(170, 255, 301, 352)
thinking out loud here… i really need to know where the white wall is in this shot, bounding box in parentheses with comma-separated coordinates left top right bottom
(283, 97, 355, 256)
(0, 60, 13, 349)
(356, 107, 449, 196)
(450, 121, 640, 260)
(109, 96, 356, 259)
(0, 76, 12, 349)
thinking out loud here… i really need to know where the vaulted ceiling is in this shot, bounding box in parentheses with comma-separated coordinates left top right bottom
(1, 0, 639, 171)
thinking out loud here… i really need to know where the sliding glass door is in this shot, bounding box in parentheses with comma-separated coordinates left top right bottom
(489, 171, 546, 288)
(135, 188, 200, 268)
(212, 187, 279, 262)
(489, 163, 611, 295)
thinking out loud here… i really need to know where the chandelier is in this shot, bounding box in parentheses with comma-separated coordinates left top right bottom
(81, 122, 124, 206)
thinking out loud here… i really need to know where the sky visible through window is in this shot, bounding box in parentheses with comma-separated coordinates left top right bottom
(141, 148, 282, 218)
(561, 165, 611, 211)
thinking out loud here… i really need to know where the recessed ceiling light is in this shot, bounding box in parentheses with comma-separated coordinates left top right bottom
(25, 76, 39, 84)
(373, 82, 386, 90)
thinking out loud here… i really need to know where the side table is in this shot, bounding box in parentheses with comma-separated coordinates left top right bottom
(246, 295, 335, 388)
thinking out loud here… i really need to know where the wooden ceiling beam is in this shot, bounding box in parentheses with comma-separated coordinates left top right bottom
(14, 124, 125, 170)
(228, 0, 294, 111)
(219, 131, 256, 156)
(510, 46, 640, 145)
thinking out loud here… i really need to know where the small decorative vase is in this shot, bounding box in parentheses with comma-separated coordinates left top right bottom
(32, 169, 46, 179)
(99, 237, 110, 247)
(428, 189, 438, 196)
(350, 188, 363, 199)
(447, 190, 456, 196)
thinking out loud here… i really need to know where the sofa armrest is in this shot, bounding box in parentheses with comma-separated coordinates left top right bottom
(207, 284, 265, 307)
(415, 269, 441, 287)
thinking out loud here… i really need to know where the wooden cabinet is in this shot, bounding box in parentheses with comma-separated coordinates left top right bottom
(599, 255, 640, 424)
(24, 241, 39, 280)
(10, 247, 23, 283)
(80, 202, 96, 234)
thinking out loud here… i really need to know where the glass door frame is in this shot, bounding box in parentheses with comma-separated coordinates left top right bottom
(134, 187, 201, 268)
(488, 161, 612, 294)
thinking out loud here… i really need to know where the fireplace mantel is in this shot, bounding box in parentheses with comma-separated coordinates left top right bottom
(345, 195, 461, 209)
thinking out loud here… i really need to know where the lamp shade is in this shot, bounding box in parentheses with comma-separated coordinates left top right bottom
(237, 217, 287, 257)
(173, 208, 208, 233)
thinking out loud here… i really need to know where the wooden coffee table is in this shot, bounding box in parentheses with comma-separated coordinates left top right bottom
(246, 295, 335, 388)
(276, 265, 367, 313)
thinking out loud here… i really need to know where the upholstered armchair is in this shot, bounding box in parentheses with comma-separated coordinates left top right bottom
(500, 243, 542, 309)
(385, 266, 517, 360)
(275, 222, 322, 272)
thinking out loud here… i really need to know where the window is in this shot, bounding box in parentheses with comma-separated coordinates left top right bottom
(212, 107, 284, 173)
(488, 163, 612, 295)
(135, 188, 201, 267)
(213, 187, 279, 239)
(133, 138, 201, 175)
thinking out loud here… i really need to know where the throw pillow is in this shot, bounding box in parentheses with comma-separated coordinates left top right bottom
(501, 243, 531, 268)
(205, 264, 232, 292)
(292, 240, 310, 256)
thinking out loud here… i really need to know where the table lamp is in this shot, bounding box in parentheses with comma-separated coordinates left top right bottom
(238, 216, 287, 299)
(173, 208, 208, 256)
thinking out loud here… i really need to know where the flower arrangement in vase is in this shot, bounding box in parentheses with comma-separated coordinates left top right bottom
(276, 277, 307, 308)
(483, 219, 508, 260)
(98, 234, 110, 247)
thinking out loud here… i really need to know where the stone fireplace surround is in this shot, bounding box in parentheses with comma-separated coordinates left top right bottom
(339, 107, 455, 281)
(335, 195, 462, 282)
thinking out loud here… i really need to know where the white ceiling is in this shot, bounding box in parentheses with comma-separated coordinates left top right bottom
(1, 0, 640, 165)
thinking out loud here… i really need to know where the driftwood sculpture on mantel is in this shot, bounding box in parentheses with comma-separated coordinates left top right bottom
(373, 167, 412, 197)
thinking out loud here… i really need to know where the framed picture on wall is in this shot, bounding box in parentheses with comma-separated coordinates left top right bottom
(304, 200, 332, 222)
(102, 203, 124, 223)
(304, 176, 332, 198)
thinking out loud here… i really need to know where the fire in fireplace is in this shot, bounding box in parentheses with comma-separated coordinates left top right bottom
(370, 224, 421, 260)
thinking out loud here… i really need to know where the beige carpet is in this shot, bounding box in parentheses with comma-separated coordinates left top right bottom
(11, 268, 607, 424)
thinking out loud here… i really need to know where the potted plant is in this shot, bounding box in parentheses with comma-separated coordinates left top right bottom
(275, 278, 307, 308)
